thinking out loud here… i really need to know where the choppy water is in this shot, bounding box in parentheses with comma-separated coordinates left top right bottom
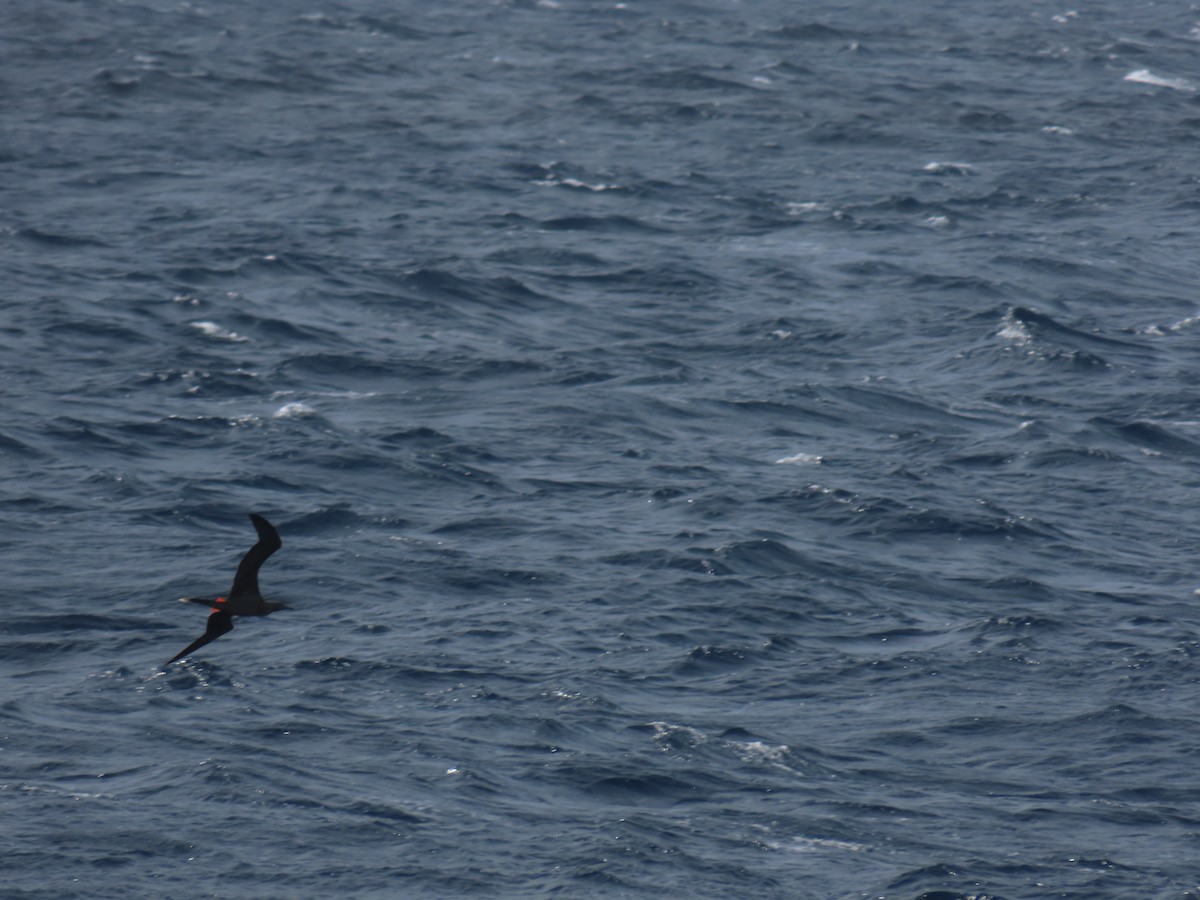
(5, 1, 1200, 897)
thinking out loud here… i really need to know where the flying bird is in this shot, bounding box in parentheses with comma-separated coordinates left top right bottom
(166, 514, 289, 665)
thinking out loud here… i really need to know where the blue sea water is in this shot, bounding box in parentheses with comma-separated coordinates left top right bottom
(4, 0, 1200, 896)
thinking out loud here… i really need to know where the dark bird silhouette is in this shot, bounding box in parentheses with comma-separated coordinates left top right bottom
(166, 514, 289, 665)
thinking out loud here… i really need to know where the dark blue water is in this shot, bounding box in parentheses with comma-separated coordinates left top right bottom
(5, 1, 1200, 896)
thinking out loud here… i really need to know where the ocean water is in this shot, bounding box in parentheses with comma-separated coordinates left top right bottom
(4, 0, 1200, 896)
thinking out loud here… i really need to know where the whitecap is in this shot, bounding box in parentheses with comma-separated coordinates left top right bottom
(1168, 312, 1200, 332)
(922, 161, 975, 175)
(997, 311, 1031, 344)
(648, 721, 707, 749)
(1139, 312, 1200, 336)
(189, 320, 247, 342)
(729, 739, 794, 770)
(273, 402, 316, 419)
(775, 452, 822, 465)
(1124, 69, 1197, 92)
(771, 835, 868, 853)
(271, 390, 380, 400)
(534, 177, 623, 192)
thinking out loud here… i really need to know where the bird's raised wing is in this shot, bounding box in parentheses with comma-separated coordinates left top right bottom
(166, 610, 234, 665)
(229, 514, 282, 600)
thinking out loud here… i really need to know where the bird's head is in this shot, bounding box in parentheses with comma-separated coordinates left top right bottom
(265, 601, 290, 614)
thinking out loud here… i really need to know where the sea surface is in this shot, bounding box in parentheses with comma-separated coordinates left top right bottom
(4, 1, 1200, 897)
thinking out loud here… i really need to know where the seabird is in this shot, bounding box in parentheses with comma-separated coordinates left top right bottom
(166, 514, 289, 665)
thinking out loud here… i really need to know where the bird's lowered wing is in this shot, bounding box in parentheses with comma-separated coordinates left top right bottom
(166, 610, 234, 665)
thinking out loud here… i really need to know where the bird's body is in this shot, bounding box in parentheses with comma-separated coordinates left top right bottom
(166, 514, 288, 665)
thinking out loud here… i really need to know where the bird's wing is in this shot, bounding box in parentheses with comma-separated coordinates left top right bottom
(166, 610, 234, 665)
(228, 514, 282, 599)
